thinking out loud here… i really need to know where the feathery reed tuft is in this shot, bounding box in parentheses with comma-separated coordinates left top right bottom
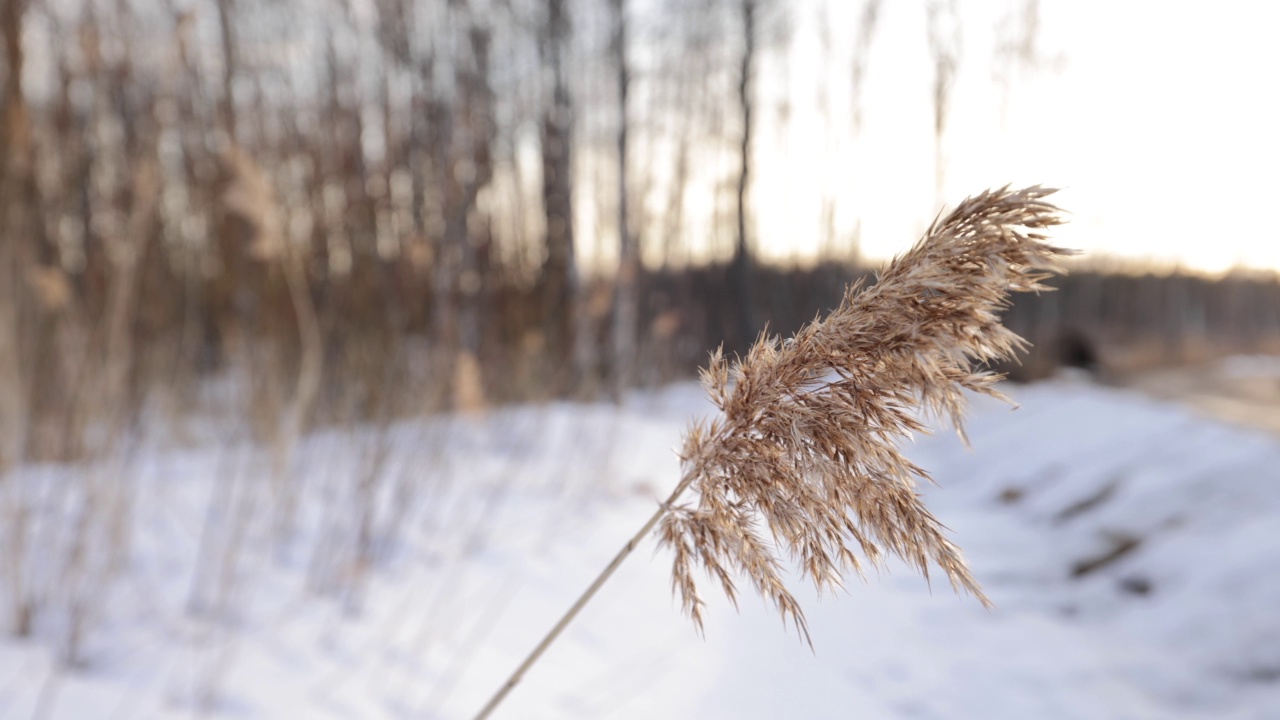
(659, 185, 1071, 642)
(473, 185, 1070, 719)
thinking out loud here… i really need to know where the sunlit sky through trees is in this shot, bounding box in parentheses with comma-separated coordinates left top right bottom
(714, 0, 1280, 275)
(19, 0, 1274, 275)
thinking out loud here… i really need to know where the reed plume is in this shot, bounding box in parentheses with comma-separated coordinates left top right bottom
(660, 185, 1069, 642)
(474, 185, 1070, 719)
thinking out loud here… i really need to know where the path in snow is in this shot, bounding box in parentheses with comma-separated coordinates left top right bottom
(1124, 355, 1280, 437)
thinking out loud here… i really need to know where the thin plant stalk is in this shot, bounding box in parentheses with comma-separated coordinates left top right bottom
(473, 472, 695, 720)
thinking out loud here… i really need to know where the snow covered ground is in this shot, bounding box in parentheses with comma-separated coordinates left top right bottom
(1129, 355, 1280, 437)
(2, 374, 1279, 719)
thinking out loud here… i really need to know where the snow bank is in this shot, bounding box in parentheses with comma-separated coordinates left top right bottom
(1, 377, 1277, 719)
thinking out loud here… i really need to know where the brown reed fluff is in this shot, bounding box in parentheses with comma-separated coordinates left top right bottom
(660, 185, 1070, 642)
(474, 185, 1071, 719)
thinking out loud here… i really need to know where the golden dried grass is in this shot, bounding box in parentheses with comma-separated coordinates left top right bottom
(660, 185, 1071, 642)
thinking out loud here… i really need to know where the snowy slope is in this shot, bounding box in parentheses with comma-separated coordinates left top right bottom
(1, 377, 1278, 719)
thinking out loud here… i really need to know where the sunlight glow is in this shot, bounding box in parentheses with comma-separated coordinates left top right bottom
(746, 0, 1280, 273)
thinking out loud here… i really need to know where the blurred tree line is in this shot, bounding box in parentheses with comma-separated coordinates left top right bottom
(2, 0, 1278, 466)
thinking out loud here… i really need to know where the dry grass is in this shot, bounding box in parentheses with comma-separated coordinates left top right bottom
(660, 184, 1070, 641)
(474, 185, 1071, 719)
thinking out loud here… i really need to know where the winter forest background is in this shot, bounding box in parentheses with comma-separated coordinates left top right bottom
(4, 0, 1280, 443)
(2, 0, 1280, 718)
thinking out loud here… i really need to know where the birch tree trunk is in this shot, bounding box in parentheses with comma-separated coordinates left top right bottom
(610, 0, 637, 401)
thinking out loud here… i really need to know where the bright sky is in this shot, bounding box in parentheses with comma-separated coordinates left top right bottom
(24, 0, 1272, 274)
(748, 0, 1280, 273)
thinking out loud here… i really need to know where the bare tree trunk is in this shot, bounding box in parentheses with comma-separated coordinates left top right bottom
(0, 0, 33, 637)
(421, 23, 456, 370)
(0, 0, 30, 470)
(994, 0, 1047, 119)
(659, 13, 707, 269)
(851, 0, 882, 134)
(730, 0, 758, 351)
(209, 0, 242, 367)
(453, 5, 496, 411)
(216, 0, 238, 143)
(100, 164, 159, 432)
(610, 0, 637, 401)
(538, 0, 580, 392)
(272, 222, 322, 546)
(926, 0, 960, 209)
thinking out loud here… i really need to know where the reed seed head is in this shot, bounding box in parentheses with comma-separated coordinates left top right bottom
(659, 185, 1073, 644)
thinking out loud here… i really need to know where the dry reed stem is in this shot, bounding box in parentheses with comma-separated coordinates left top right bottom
(474, 185, 1070, 718)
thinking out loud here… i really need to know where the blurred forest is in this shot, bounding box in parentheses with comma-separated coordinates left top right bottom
(3, 0, 1280, 679)
(2, 0, 1280, 470)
